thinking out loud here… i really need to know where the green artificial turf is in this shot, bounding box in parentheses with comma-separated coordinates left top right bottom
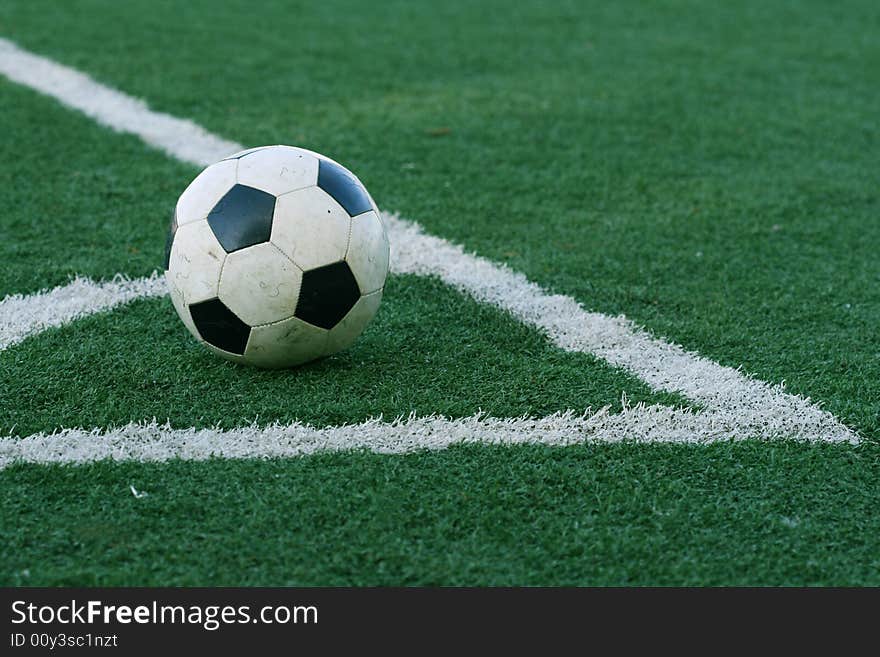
(0, 275, 683, 435)
(2, 0, 878, 436)
(0, 0, 878, 585)
(3, 443, 880, 586)
(0, 79, 191, 296)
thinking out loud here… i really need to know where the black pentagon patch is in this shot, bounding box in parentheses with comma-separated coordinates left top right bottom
(189, 298, 251, 355)
(295, 261, 360, 329)
(164, 211, 178, 270)
(207, 184, 276, 253)
(317, 159, 372, 217)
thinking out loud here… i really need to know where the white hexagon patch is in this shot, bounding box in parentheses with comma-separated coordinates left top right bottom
(272, 186, 352, 271)
(345, 211, 389, 294)
(166, 220, 226, 306)
(218, 242, 302, 326)
(245, 315, 328, 368)
(237, 146, 319, 197)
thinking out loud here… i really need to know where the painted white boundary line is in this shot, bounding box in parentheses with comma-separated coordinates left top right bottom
(0, 274, 166, 351)
(0, 36, 859, 456)
(386, 216, 856, 442)
(0, 402, 855, 469)
(0, 38, 239, 167)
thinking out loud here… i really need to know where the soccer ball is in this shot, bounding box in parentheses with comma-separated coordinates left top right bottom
(164, 145, 389, 368)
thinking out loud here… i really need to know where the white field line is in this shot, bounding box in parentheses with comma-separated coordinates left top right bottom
(0, 402, 855, 470)
(0, 38, 238, 167)
(386, 215, 856, 442)
(0, 36, 860, 455)
(0, 274, 167, 351)
(1, 225, 852, 443)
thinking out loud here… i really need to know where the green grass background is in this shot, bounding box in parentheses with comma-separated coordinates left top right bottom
(1, 0, 878, 585)
(0, 279, 682, 435)
(4, 443, 880, 586)
(2, 0, 878, 436)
